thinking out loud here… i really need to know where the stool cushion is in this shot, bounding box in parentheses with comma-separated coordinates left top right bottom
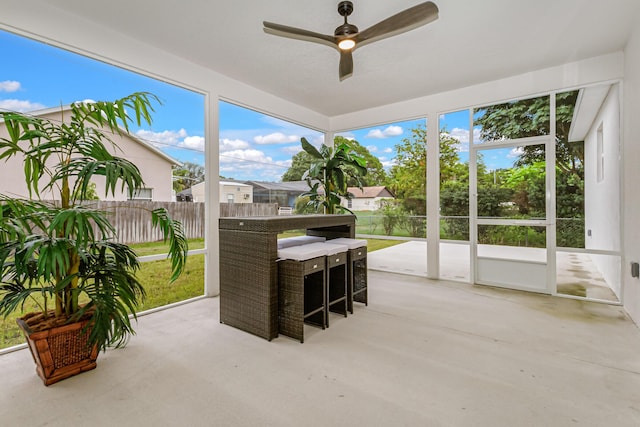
(277, 235, 326, 249)
(320, 242, 349, 256)
(327, 237, 367, 249)
(278, 243, 327, 261)
(300, 242, 349, 256)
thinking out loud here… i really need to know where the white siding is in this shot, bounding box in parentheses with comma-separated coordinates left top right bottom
(623, 16, 640, 325)
(584, 86, 622, 297)
(0, 110, 176, 202)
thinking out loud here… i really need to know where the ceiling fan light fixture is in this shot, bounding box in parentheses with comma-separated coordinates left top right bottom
(338, 38, 356, 50)
(263, 1, 440, 80)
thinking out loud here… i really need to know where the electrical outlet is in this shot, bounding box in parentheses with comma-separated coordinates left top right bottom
(631, 262, 640, 278)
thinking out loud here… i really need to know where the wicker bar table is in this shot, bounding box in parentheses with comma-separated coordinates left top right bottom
(219, 214, 355, 340)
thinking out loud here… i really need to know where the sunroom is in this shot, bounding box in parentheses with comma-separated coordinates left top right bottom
(1, 1, 640, 425)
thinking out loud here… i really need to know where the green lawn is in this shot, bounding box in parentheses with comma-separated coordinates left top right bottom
(0, 235, 402, 350)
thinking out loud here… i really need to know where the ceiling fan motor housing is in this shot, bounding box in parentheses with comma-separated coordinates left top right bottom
(338, 1, 354, 17)
(335, 1, 358, 36)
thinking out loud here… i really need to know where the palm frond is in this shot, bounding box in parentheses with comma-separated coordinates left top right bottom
(151, 208, 188, 282)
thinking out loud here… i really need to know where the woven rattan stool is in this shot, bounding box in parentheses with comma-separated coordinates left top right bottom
(327, 238, 368, 314)
(304, 242, 349, 327)
(277, 244, 328, 343)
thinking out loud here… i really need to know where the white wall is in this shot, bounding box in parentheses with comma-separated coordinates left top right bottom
(583, 86, 622, 297)
(219, 184, 253, 204)
(190, 182, 253, 204)
(623, 15, 640, 325)
(0, 110, 176, 202)
(342, 197, 391, 211)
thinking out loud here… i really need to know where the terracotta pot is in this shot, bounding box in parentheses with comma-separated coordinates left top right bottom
(17, 317, 99, 386)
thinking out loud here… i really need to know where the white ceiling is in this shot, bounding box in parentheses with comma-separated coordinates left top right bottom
(43, 0, 640, 117)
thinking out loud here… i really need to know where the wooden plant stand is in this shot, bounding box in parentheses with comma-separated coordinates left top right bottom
(17, 318, 99, 386)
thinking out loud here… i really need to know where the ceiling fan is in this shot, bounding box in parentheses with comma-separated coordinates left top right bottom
(263, 1, 439, 81)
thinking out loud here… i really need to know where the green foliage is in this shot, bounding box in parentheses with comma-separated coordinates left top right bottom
(388, 125, 465, 200)
(73, 182, 99, 201)
(334, 136, 386, 186)
(283, 136, 385, 186)
(474, 91, 583, 174)
(388, 125, 426, 199)
(293, 195, 321, 214)
(282, 150, 313, 182)
(173, 162, 205, 192)
(0, 93, 189, 351)
(376, 199, 405, 235)
(299, 137, 367, 215)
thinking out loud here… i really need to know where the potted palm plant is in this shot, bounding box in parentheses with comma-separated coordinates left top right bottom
(0, 92, 188, 385)
(300, 137, 367, 214)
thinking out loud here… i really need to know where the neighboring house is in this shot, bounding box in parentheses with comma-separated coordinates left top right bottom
(188, 180, 253, 203)
(0, 105, 180, 202)
(341, 186, 394, 211)
(176, 187, 193, 202)
(245, 180, 309, 207)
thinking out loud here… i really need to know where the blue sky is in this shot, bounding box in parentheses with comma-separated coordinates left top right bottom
(0, 29, 515, 182)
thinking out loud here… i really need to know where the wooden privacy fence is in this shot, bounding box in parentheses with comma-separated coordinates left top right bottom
(220, 203, 277, 218)
(89, 201, 205, 244)
(86, 201, 277, 244)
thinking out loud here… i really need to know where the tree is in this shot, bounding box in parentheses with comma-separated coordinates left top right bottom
(282, 150, 313, 182)
(388, 125, 464, 200)
(388, 126, 426, 200)
(299, 138, 367, 214)
(474, 91, 582, 174)
(173, 162, 204, 192)
(473, 91, 584, 247)
(376, 199, 405, 235)
(334, 136, 386, 186)
(283, 137, 385, 185)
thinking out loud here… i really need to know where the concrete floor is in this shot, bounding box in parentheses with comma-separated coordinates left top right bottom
(368, 241, 620, 301)
(1, 270, 639, 426)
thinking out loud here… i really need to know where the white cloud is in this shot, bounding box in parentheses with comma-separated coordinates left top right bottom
(0, 81, 21, 92)
(366, 145, 378, 153)
(366, 125, 403, 139)
(508, 147, 524, 158)
(220, 138, 249, 152)
(183, 136, 205, 151)
(383, 147, 393, 154)
(381, 159, 397, 169)
(136, 128, 188, 146)
(136, 128, 207, 153)
(281, 145, 303, 155)
(446, 127, 483, 148)
(336, 132, 356, 141)
(0, 99, 46, 112)
(219, 148, 292, 181)
(448, 128, 469, 143)
(442, 127, 485, 154)
(254, 132, 299, 145)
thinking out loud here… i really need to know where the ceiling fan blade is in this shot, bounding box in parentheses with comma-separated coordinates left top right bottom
(263, 21, 338, 50)
(339, 51, 354, 81)
(354, 1, 439, 49)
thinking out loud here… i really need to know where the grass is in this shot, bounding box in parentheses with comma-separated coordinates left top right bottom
(0, 235, 404, 350)
(0, 240, 206, 350)
(133, 238, 205, 256)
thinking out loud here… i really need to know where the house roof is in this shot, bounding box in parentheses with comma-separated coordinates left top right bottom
(347, 186, 394, 198)
(17, 0, 639, 117)
(220, 181, 252, 187)
(3, 104, 181, 167)
(245, 181, 310, 192)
